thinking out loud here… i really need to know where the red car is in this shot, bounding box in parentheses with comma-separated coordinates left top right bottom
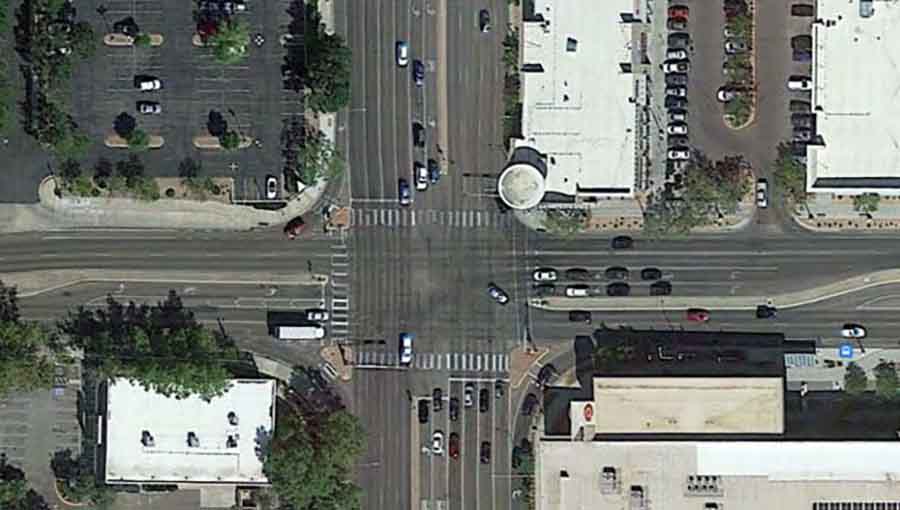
(283, 216, 306, 239)
(668, 5, 689, 20)
(449, 433, 460, 460)
(686, 308, 710, 323)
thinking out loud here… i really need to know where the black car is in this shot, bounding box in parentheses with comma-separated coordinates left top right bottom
(569, 310, 592, 323)
(611, 236, 633, 249)
(521, 393, 539, 415)
(665, 73, 688, 87)
(449, 397, 459, 421)
(427, 159, 440, 183)
(412, 60, 425, 86)
(479, 388, 489, 412)
(791, 113, 813, 128)
(533, 284, 556, 297)
(668, 32, 690, 49)
(650, 280, 672, 296)
(604, 266, 629, 280)
(791, 35, 812, 51)
(479, 9, 491, 32)
(789, 100, 811, 113)
(607, 282, 630, 296)
(565, 268, 591, 281)
(433, 387, 443, 411)
(791, 3, 814, 16)
(665, 96, 688, 110)
(480, 441, 491, 464)
(668, 135, 689, 147)
(756, 305, 777, 319)
(641, 267, 662, 281)
(418, 399, 429, 424)
(412, 122, 425, 147)
(537, 364, 558, 387)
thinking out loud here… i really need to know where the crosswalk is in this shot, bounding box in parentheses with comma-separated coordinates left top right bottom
(785, 353, 817, 368)
(351, 208, 512, 229)
(329, 238, 351, 341)
(355, 351, 510, 373)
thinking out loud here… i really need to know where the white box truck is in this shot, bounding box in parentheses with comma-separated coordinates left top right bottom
(277, 325, 326, 340)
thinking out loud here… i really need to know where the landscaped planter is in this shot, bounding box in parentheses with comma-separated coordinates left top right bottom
(103, 33, 164, 47)
(104, 134, 165, 149)
(193, 134, 255, 150)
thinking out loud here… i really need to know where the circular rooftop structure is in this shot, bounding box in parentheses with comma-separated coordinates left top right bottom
(498, 163, 545, 210)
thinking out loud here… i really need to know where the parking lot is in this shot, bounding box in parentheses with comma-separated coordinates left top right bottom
(71, 0, 303, 202)
(417, 377, 511, 510)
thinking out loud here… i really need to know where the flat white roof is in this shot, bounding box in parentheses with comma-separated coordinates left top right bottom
(575, 377, 783, 435)
(105, 378, 276, 485)
(518, 0, 636, 197)
(538, 441, 900, 510)
(808, 0, 900, 194)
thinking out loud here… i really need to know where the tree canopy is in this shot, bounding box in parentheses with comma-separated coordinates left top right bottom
(0, 281, 58, 398)
(305, 1, 351, 113)
(843, 362, 868, 396)
(59, 291, 239, 400)
(209, 20, 249, 65)
(265, 409, 365, 510)
(772, 142, 807, 205)
(853, 193, 880, 215)
(874, 362, 898, 400)
(296, 128, 344, 185)
(0, 460, 51, 510)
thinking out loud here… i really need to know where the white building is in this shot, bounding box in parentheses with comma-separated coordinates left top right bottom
(500, 0, 638, 209)
(102, 378, 276, 506)
(807, 0, 900, 195)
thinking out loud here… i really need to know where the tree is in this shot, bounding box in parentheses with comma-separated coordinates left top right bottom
(58, 159, 82, 186)
(304, 3, 351, 112)
(133, 33, 151, 48)
(93, 158, 113, 188)
(69, 21, 96, 58)
(209, 20, 249, 65)
(50, 449, 112, 507)
(874, 362, 898, 400)
(296, 128, 344, 185)
(58, 292, 239, 399)
(844, 362, 868, 396)
(126, 129, 149, 152)
(772, 142, 807, 205)
(115, 155, 145, 188)
(178, 157, 201, 181)
(0, 282, 19, 322)
(113, 113, 136, 139)
(853, 193, 880, 216)
(0, 321, 57, 396)
(726, 13, 752, 38)
(265, 409, 365, 510)
(219, 130, 240, 151)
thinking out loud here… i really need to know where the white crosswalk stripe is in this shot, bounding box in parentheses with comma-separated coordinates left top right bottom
(353, 351, 510, 372)
(350, 208, 510, 229)
(329, 240, 351, 341)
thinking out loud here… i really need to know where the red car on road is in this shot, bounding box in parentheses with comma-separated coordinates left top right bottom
(668, 5, 689, 20)
(449, 433, 460, 460)
(686, 308, 710, 323)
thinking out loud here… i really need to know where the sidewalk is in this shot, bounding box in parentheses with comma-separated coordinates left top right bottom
(531, 268, 900, 311)
(792, 193, 900, 233)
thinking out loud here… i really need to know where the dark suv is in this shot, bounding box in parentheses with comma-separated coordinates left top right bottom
(568, 310, 592, 323)
(412, 122, 425, 147)
(606, 282, 631, 296)
(479, 388, 489, 412)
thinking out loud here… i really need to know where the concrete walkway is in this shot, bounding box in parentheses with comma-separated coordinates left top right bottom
(531, 269, 900, 311)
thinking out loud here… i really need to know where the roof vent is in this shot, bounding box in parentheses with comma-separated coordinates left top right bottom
(187, 431, 200, 448)
(141, 430, 155, 447)
(566, 37, 577, 52)
(226, 435, 238, 448)
(228, 411, 239, 426)
(860, 0, 874, 18)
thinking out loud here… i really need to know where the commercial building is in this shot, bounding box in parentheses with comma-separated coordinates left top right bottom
(101, 378, 276, 506)
(536, 330, 900, 510)
(498, 0, 640, 209)
(807, 0, 900, 195)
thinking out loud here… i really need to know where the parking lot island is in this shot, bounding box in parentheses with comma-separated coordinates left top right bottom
(103, 33, 164, 47)
(193, 134, 256, 150)
(104, 133, 164, 149)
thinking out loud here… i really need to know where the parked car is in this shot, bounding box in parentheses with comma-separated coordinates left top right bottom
(396, 40, 409, 66)
(667, 18, 687, 30)
(283, 216, 306, 239)
(791, 3, 814, 16)
(665, 96, 688, 110)
(667, 122, 688, 135)
(433, 387, 443, 412)
(480, 441, 491, 464)
(487, 282, 510, 305)
(611, 236, 633, 249)
(399, 332, 414, 365)
(841, 323, 867, 339)
(650, 280, 672, 296)
(605, 266, 629, 280)
(479, 388, 489, 412)
(533, 268, 558, 282)
(793, 128, 813, 142)
(414, 161, 428, 191)
(791, 113, 814, 128)
(717, 87, 737, 102)
(479, 9, 491, 32)
(668, 135, 689, 147)
(668, 148, 691, 160)
(464, 383, 475, 407)
(398, 178, 411, 206)
(432, 431, 444, 455)
(756, 178, 768, 208)
(565, 284, 590, 297)
(412, 122, 426, 147)
(790, 100, 812, 113)
(136, 100, 161, 114)
(448, 433, 460, 459)
(663, 61, 690, 73)
(306, 309, 329, 322)
(412, 59, 425, 86)
(641, 267, 662, 281)
(134, 76, 162, 91)
(788, 75, 813, 91)
(607, 282, 630, 297)
(521, 393, 539, 415)
(418, 399, 429, 424)
(427, 159, 440, 183)
(495, 380, 505, 399)
(666, 73, 688, 87)
(668, 5, 689, 20)
(669, 109, 688, 123)
(791, 35, 813, 51)
(668, 32, 691, 49)
(666, 49, 689, 60)
(666, 86, 687, 98)
(756, 305, 777, 319)
(265, 175, 278, 199)
(565, 268, 591, 280)
(449, 397, 459, 421)
(724, 39, 749, 54)
(533, 283, 556, 297)
(686, 308, 710, 323)
(568, 310, 592, 323)
(793, 49, 812, 62)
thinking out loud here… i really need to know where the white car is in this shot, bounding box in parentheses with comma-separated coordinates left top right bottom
(717, 87, 736, 102)
(663, 61, 690, 73)
(666, 49, 688, 60)
(135, 77, 162, 91)
(788, 76, 812, 91)
(841, 324, 867, 339)
(306, 309, 330, 322)
(414, 162, 428, 191)
(464, 383, 475, 407)
(666, 87, 687, 98)
(668, 149, 690, 160)
(565, 285, 589, 297)
(265, 175, 278, 199)
(532, 268, 557, 282)
(432, 431, 444, 455)
(136, 101, 161, 115)
(669, 110, 687, 123)
(396, 41, 409, 67)
(756, 178, 768, 208)
(399, 332, 414, 365)
(667, 123, 688, 135)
